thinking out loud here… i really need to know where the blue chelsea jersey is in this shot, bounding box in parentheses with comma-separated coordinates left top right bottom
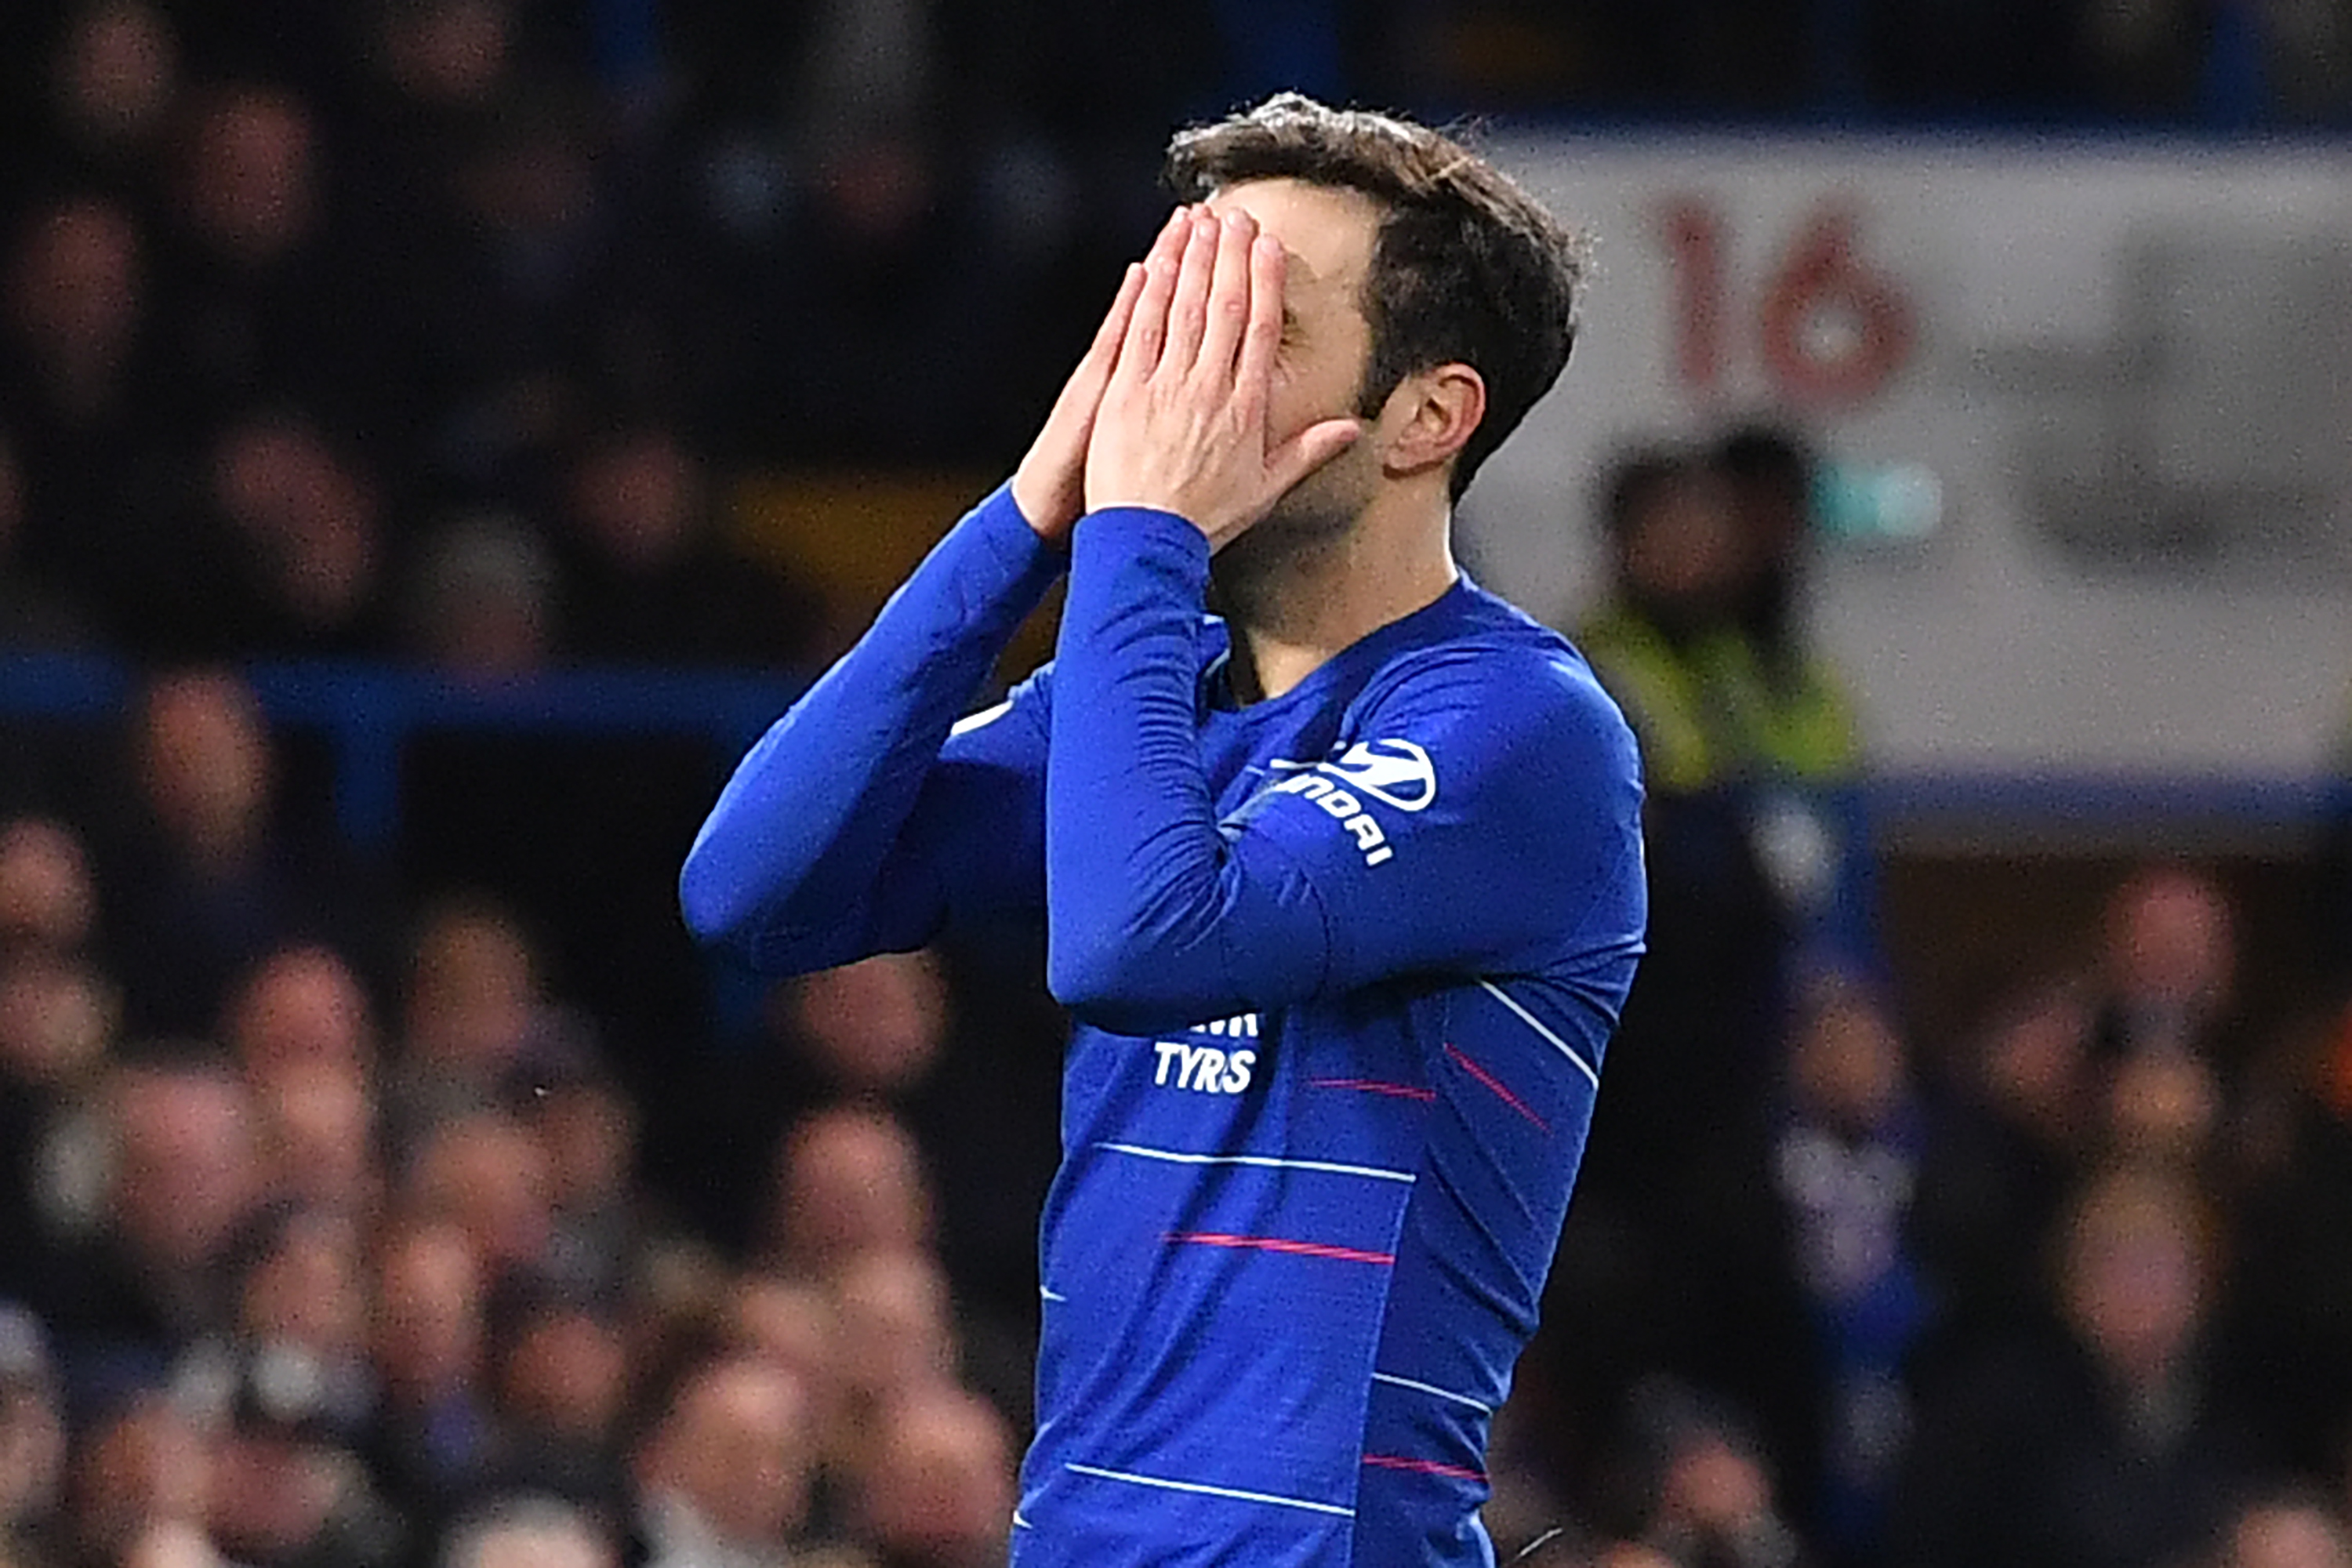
(680, 485, 1647, 1568)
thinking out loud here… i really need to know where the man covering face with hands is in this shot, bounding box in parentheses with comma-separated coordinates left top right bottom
(684, 93, 1647, 1568)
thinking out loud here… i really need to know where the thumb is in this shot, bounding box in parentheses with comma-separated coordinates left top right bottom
(1266, 418, 1365, 495)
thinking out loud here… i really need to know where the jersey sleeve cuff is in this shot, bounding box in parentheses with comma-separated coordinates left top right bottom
(1070, 506, 1213, 590)
(966, 480, 1074, 604)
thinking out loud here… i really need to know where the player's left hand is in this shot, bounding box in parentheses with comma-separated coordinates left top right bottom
(1083, 205, 1363, 550)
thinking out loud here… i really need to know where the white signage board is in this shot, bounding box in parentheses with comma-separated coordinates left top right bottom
(1465, 133, 2352, 775)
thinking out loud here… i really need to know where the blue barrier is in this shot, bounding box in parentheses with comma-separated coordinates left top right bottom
(0, 651, 805, 848)
(0, 650, 2342, 851)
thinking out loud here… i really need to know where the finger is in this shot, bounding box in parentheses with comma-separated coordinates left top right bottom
(1195, 208, 1256, 381)
(1118, 212, 1189, 379)
(1233, 231, 1288, 418)
(1266, 417, 1365, 495)
(1076, 263, 1145, 383)
(1117, 209, 1190, 376)
(1160, 207, 1219, 375)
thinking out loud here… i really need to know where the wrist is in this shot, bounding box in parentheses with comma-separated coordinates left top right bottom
(1082, 491, 1209, 532)
(1074, 504, 1212, 559)
(1010, 463, 1081, 544)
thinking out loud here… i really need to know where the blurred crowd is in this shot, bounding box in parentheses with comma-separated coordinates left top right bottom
(5, 5, 2352, 1568)
(0, 664, 1064, 1568)
(3, 0, 2350, 658)
(1486, 430, 2352, 1568)
(2, 0, 2350, 654)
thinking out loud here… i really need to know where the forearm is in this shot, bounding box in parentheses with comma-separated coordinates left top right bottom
(1044, 508, 1328, 1032)
(681, 483, 1061, 971)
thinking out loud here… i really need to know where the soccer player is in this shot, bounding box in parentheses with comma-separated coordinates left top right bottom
(681, 94, 1646, 1568)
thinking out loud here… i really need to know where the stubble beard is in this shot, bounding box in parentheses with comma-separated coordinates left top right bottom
(1207, 436, 1379, 623)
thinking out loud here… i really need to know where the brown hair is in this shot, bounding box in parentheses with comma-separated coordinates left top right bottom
(1166, 93, 1586, 502)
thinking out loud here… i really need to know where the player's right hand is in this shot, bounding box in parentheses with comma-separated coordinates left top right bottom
(1008, 212, 1178, 542)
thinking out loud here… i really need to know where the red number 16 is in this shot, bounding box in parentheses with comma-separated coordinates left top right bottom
(1658, 196, 1913, 407)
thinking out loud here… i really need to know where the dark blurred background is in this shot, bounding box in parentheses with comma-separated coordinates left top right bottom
(2, 3, 2350, 1568)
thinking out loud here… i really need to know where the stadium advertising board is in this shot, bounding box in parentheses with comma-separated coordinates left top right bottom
(1470, 135, 2352, 774)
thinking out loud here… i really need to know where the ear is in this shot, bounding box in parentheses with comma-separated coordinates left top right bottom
(1375, 363, 1486, 485)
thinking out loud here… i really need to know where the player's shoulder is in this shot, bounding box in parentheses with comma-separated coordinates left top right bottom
(1355, 581, 1634, 750)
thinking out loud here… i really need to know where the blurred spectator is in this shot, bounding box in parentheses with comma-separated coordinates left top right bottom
(615, 1239, 731, 1430)
(512, 1059, 648, 1301)
(1574, 442, 1842, 1180)
(2080, 866, 2238, 1065)
(405, 1110, 555, 1278)
(169, 84, 319, 271)
(1549, 436, 1857, 1526)
(0, 192, 223, 659)
(0, 817, 100, 957)
(826, 1250, 959, 1475)
(0, 933, 115, 1312)
(401, 898, 541, 1077)
(0, 952, 114, 1102)
(722, 1276, 838, 1439)
(1581, 450, 1746, 752)
(853, 1386, 1014, 1568)
(1888, 1163, 2263, 1568)
(405, 510, 560, 679)
(235, 1209, 373, 1437)
(328, 0, 517, 458)
(2216, 1493, 2352, 1568)
(198, 411, 390, 653)
(1622, 1381, 1810, 1568)
(550, 420, 818, 667)
(368, 1217, 495, 1537)
(150, 82, 357, 449)
(393, 895, 573, 1139)
(0, 1303, 65, 1566)
(1577, 432, 1867, 946)
(205, 1340, 405, 1568)
(65, 1389, 212, 1566)
(376, 0, 519, 114)
(484, 1280, 630, 1515)
(678, 940, 1063, 1308)
(223, 942, 375, 1083)
(107, 670, 375, 1036)
(630, 1356, 815, 1568)
(368, 71, 694, 503)
(441, 1494, 619, 1568)
(1769, 981, 1926, 1558)
(41, 2, 183, 182)
(32, 1051, 261, 1409)
(2, 194, 147, 439)
(768, 952, 951, 1102)
(760, 1109, 934, 1279)
(1712, 430, 1854, 753)
(257, 1058, 380, 1217)
(1914, 866, 2238, 1363)
(133, 667, 270, 869)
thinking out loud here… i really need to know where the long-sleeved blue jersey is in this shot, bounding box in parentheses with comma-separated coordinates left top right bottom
(681, 485, 1646, 1568)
